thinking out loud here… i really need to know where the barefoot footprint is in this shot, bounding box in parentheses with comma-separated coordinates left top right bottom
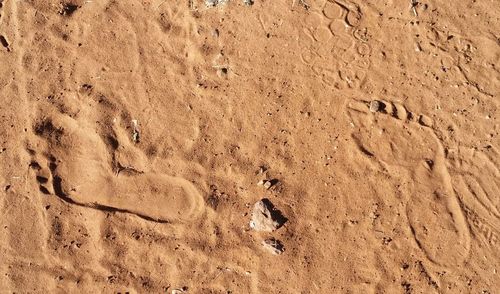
(32, 113, 205, 223)
(346, 99, 471, 267)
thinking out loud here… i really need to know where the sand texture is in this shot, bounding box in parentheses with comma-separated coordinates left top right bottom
(0, 0, 499, 292)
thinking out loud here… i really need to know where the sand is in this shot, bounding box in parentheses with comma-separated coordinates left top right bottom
(0, 0, 499, 292)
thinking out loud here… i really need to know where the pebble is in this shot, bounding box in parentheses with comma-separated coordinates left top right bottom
(257, 166, 267, 174)
(262, 238, 285, 255)
(205, 0, 228, 7)
(257, 178, 277, 190)
(205, 0, 217, 6)
(369, 100, 383, 112)
(249, 199, 286, 232)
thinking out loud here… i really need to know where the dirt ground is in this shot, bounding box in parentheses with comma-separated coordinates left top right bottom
(0, 0, 499, 292)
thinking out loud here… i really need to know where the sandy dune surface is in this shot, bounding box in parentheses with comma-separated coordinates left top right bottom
(0, 0, 499, 292)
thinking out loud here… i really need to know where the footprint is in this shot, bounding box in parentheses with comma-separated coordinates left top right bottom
(447, 146, 500, 256)
(346, 99, 471, 267)
(32, 113, 205, 223)
(427, 29, 499, 97)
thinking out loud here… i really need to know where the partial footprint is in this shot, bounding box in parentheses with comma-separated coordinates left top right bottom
(439, 33, 498, 97)
(33, 113, 205, 223)
(298, 1, 370, 89)
(448, 146, 500, 255)
(346, 99, 471, 267)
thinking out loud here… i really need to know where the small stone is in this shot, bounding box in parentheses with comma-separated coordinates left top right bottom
(243, 0, 254, 5)
(369, 100, 384, 112)
(205, 0, 217, 7)
(262, 238, 285, 255)
(258, 178, 278, 189)
(131, 119, 140, 143)
(205, 0, 228, 7)
(256, 165, 268, 175)
(249, 199, 286, 232)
